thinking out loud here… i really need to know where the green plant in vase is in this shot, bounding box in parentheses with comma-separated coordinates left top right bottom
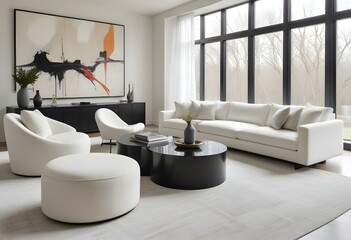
(12, 67, 40, 108)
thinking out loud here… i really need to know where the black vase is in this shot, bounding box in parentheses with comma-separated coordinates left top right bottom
(33, 90, 42, 108)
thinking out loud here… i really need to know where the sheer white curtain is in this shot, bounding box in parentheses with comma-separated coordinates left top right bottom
(164, 12, 195, 110)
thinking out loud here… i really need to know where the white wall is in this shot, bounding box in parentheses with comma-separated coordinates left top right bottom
(0, 0, 153, 142)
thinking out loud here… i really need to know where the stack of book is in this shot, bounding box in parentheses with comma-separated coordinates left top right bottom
(130, 132, 172, 147)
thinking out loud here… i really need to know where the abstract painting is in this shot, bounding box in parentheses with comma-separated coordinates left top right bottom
(14, 9, 125, 99)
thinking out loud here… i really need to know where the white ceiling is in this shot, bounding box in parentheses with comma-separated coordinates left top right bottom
(104, 0, 195, 16)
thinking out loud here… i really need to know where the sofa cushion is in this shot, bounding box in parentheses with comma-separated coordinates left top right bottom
(266, 104, 287, 125)
(306, 103, 333, 121)
(237, 126, 298, 151)
(268, 107, 290, 130)
(21, 110, 52, 137)
(282, 108, 303, 131)
(174, 101, 192, 118)
(191, 100, 201, 117)
(197, 120, 259, 139)
(227, 102, 270, 126)
(197, 102, 218, 120)
(298, 108, 323, 126)
(215, 102, 230, 120)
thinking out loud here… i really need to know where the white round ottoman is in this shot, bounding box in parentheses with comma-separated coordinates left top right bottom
(41, 153, 140, 223)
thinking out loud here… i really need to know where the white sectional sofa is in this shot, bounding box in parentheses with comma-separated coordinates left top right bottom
(159, 101, 344, 167)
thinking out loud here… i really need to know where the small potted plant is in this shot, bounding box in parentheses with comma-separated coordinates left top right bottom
(182, 114, 196, 144)
(13, 67, 40, 108)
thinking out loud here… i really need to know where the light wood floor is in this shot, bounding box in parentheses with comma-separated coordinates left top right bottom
(1, 127, 351, 239)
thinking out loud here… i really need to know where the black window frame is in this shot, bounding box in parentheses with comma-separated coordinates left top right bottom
(195, 0, 351, 105)
(195, 0, 351, 148)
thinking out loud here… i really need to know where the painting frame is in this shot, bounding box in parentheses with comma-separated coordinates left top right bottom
(14, 9, 125, 99)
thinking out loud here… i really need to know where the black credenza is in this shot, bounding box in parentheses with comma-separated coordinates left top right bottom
(6, 102, 145, 133)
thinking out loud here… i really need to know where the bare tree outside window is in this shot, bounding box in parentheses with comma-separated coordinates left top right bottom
(205, 42, 220, 100)
(255, 32, 283, 104)
(291, 24, 325, 105)
(337, 0, 351, 12)
(205, 12, 220, 38)
(195, 45, 201, 100)
(255, 0, 283, 28)
(227, 4, 248, 33)
(227, 38, 248, 102)
(291, 0, 325, 20)
(336, 18, 351, 139)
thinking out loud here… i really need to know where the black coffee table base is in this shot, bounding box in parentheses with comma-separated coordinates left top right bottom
(151, 151, 226, 190)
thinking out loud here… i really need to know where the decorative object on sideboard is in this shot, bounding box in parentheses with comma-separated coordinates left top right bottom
(12, 67, 40, 108)
(51, 94, 57, 107)
(127, 84, 134, 102)
(33, 90, 42, 108)
(17, 86, 30, 109)
(182, 114, 196, 144)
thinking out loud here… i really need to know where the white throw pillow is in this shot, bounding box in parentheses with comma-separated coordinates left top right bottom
(268, 107, 290, 130)
(191, 100, 201, 117)
(174, 101, 192, 118)
(227, 102, 270, 126)
(197, 102, 218, 120)
(282, 108, 303, 131)
(21, 110, 52, 137)
(266, 103, 286, 125)
(215, 102, 230, 120)
(305, 103, 333, 121)
(297, 108, 323, 126)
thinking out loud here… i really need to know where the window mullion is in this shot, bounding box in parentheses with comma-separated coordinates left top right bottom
(221, 9, 226, 101)
(247, 0, 255, 103)
(283, 0, 291, 105)
(200, 15, 205, 100)
(325, 0, 336, 109)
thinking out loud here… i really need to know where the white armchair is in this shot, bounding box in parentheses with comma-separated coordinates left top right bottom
(4, 112, 91, 176)
(95, 108, 145, 152)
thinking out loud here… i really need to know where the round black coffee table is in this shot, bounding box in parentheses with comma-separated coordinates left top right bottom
(117, 133, 153, 176)
(149, 140, 227, 190)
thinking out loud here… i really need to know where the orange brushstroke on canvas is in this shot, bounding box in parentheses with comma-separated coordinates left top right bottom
(103, 25, 115, 82)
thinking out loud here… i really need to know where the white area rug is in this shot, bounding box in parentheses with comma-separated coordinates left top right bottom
(0, 137, 351, 240)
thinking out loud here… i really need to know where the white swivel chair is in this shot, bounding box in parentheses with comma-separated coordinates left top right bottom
(4, 111, 91, 176)
(95, 108, 145, 152)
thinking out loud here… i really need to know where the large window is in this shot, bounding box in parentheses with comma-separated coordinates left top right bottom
(227, 4, 248, 33)
(336, 18, 351, 140)
(205, 43, 220, 100)
(255, 0, 283, 28)
(205, 12, 220, 38)
(227, 38, 248, 102)
(255, 32, 283, 103)
(195, 0, 351, 146)
(291, 24, 325, 105)
(291, 0, 325, 20)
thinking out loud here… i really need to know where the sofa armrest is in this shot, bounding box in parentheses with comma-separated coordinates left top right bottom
(159, 110, 176, 123)
(298, 120, 343, 165)
(159, 110, 176, 134)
